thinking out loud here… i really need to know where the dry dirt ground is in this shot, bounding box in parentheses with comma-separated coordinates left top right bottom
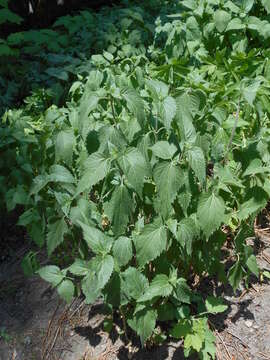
(1, 217, 270, 360)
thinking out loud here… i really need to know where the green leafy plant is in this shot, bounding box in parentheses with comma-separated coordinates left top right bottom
(1, 0, 270, 358)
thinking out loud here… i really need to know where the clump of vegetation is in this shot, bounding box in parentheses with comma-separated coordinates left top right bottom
(1, 0, 270, 358)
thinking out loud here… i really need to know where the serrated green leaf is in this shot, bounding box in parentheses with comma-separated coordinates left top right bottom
(242, 80, 261, 106)
(138, 274, 173, 302)
(177, 217, 197, 255)
(134, 219, 167, 267)
(242, 158, 268, 176)
(161, 96, 177, 129)
(151, 141, 177, 160)
(146, 79, 168, 99)
(226, 18, 245, 31)
(38, 265, 64, 287)
(104, 184, 133, 236)
(246, 254, 259, 277)
(176, 96, 196, 143)
(187, 146, 206, 183)
(201, 327, 216, 360)
(174, 278, 192, 304)
(49, 165, 75, 183)
(178, 191, 192, 216)
(238, 187, 268, 221)
(47, 218, 68, 256)
(79, 92, 99, 132)
(17, 208, 40, 226)
(205, 297, 228, 314)
(68, 259, 91, 276)
(228, 261, 244, 292)
(121, 267, 149, 300)
(154, 161, 182, 219)
(213, 10, 231, 32)
(76, 152, 110, 195)
(55, 130, 75, 165)
(77, 220, 113, 254)
(113, 236, 133, 267)
(171, 319, 192, 339)
(81, 254, 114, 304)
(118, 147, 150, 196)
(262, 0, 270, 13)
(122, 87, 145, 127)
(197, 193, 225, 238)
(128, 308, 157, 345)
(57, 279, 74, 303)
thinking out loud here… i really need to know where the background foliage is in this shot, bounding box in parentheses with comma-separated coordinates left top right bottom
(1, 0, 270, 358)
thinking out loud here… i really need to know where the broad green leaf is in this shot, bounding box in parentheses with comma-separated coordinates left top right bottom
(118, 147, 150, 197)
(104, 184, 133, 236)
(128, 308, 157, 345)
(49, 165, 75, 183)
(86, 70, 104, 91)
(17, 208, 40, 226)
(186, 16, 201, 42)
(55, 130, 75, 165)
(242, 158, 268, 176)
(138, 274, 173, 302)
(69, 198, 95, 225)
(238, 187, 268, 221)
(81, 254, 114, 304)
(154, 161, 182, 219)
(76, 152, 110, 195)
(174, 278, 192, 304)
(171, 319, 192, 339)
(242, 0, 254, 13)
(161, 96, 177, 129)
(21, 252, 39, 277)
(197, 193, 225, 238)
(122, 87, 145, 127)
(68, 259, 91, 276)
(205, 297, 228, 314)
(121, 267, 149, 300)
(262, 0, 270, 13)
(38, 265, 64, 287)
(151, 141, 177, 160)
(113, 236, 133, 267)
(187, 146, 206, 183)
(183, 319, 206, 353)
(213, 10, 231, 32)
(201, 327, 216, 360)
(263, 270, 270, 279)
(29, 223, 45, 247)
(226, 18, 245, 31)
(246, 254, 259, 277)
(77, 220, 113, 254)
(30, 175, 50, 195)
(178, 191, 192, 216)
(134, 219, 167, 267)
(228, 261, 244, 292)
(145, 79, 169, 99)
(177, 217, 197, 255)
(79, 92, 99, 131)
(176, 96, 196, 143)
(47, 218, 68, 256)
(215, 164, 244, 189)
(242, 80, 261, 106)
(57, 279, 74, 303)
(224, 1, 240, 13)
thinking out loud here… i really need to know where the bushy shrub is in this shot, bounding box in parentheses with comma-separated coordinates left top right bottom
(2, 0, 270, 358)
